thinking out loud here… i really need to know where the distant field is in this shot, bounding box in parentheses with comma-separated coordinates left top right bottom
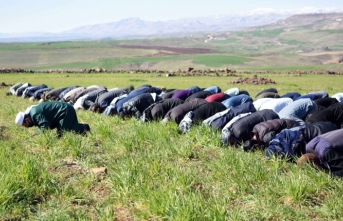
(1, 18, 343, 71)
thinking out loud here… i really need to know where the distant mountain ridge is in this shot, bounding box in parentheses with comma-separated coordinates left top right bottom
(1, 7, 343, 42)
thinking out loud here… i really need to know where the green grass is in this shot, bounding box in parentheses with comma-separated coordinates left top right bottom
(30, 54, 252, 70)
(1, 30, 343, 71)
(2, 74, 343, 219)
(212, 38, 239, 44)
(313, 30, 343, 34)
(0, 41, 113, 50)
(192, 55, 252, 67)
(280, 39, 305, 45)
(236, 29, 284, 38)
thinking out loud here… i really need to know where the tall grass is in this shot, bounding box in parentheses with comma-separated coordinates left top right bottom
(1, 74, 343, 219)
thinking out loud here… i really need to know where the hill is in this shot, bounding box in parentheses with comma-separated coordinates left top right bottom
(0, 13, 343, 72)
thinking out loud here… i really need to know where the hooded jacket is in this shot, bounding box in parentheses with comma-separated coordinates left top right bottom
(122, 93, 162, 118)
(141, 98, 184, 122)
(306, 129, 343, 177)
(210, 102, 256, 130)
(185, 91, 213, 102)
(230, 109, 279, 143)
(252, 119, 298, 145)
(164, 98, 208, 124)
(267, 121, 338, 158)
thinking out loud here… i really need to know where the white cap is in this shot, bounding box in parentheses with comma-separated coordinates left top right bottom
(15, 112, 25, 125)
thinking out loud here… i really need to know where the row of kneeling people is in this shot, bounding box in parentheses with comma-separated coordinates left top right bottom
(9, 82, 343, 177)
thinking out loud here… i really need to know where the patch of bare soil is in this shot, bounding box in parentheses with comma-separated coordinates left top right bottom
(0, 126, 9, 141)
(0, 82, 13, 88)
(230, 75, 276, 85)
(113, 206, 133, 221)
(323, 57, 343, 64)
(117, 45, 221, 57)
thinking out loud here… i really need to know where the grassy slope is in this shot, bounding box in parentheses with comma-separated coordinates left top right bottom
(1, 73, 343, 219)
(2, 24, 343, 71)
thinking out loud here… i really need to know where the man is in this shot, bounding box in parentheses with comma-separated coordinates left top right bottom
(74, 88, 107, 110)
(222, 109, 279, 146)
(205, 92, 229, 103)
(205, 102, 256, 130)
(178, 102, 227, 133)
(163, 98, 208, 124)
(15, 102, 90, 136)
(255, 92, 280, 100)
(314, 97, 338, 110)
(259, 98, 293, 113)
(265, 121, 337, 159)
(306, 103, 343, 128)
(221, 94, 253, 108)
(185, 90, 212, 102)
(141, 98, 184, 122)
(243, 118, 299, 151)
(280, 92, 301, 100)
(121, 93, 162, 118)
(277, 98, 317, 125)
(255, 88, 278, 98)
(298, 129, 343, 177)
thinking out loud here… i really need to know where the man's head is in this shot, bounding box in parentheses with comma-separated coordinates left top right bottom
(15, 112, 34, 127)
(243, 139, 259, 152)
(15, 112, 25, 126)
(297, 153, 320, 167)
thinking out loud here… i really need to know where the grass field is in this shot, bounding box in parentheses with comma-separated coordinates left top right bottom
(1, 26, 343, 72)
(1, 73, 343, 220)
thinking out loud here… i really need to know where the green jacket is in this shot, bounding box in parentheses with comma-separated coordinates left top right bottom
(29, 102, 84, 134)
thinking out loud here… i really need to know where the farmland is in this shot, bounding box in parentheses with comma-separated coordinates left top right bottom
(1, 16, 343, 73)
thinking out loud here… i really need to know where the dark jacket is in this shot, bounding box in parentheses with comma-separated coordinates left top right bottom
(204, 86, 221, 94)
(141, 98, 184, 122)
(280, 92, 301, 100)
(255, 92, 280, 100)
(16, 84, 32, 96)
(22, 84, 47, 98)
(306, 103, 343, 128)
(314, 97, 338, 111)
(172, 90, 193, 101)
(72, 87, 103, 104)
(294, 94, 317, 101)
(267, 121, 338, 158)
(306, 129, 343, 177)
(185, 91, 213, 102)
(161, 90, 181, 99)
(33, 88, 53, 100)
(82, 88, 108, 109)
(252, 119, 298, 145)
(255, 88, 278, 98)
(120, 85, 134, 93)
(230, 109, 279, 142)
(96, 89, 127, 110)
(164, 98, 208, 124)
(45, 87, 68, 100)
(115, 89, 147, 113)
(308, 91, 328, 99)
(192, 102, 227, 124)
(211, 102, 257, 130)
(123, 93, 162, 118)
(58, 86, 80, 100)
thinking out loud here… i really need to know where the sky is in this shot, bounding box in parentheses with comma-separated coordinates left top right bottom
(1, 0, 343, 33)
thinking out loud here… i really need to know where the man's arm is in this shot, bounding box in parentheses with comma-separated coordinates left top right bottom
(33, 114, 52, 130)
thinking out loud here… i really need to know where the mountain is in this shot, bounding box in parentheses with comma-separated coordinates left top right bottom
(1, 7, 343, 42)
